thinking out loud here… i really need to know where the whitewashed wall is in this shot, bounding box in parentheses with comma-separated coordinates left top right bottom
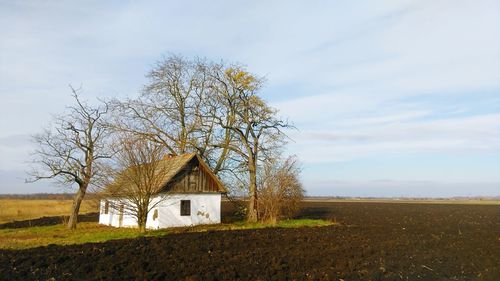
(98, 199, 136, 228)
(99, 193, 222, 229)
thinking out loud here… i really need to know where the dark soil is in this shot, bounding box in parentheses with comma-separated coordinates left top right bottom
(0, 213, 99, 229)
(0, 202, 499, 281)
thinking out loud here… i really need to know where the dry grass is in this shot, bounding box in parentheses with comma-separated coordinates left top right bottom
(0, 199, 99, 224)
(0, 219, 334, 250)
(0, 222, 140, 249)
(0, 199, 333, 250)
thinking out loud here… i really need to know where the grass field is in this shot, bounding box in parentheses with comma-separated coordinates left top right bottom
(0, 219, 333, 250)
(0, 199, 98, 224)
(0, 198, 334, 249)
(1, 197, 497, 250)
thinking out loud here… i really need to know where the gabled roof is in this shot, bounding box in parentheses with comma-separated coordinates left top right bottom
(105, 153, 227, 196)
(156, 153, 227, 193)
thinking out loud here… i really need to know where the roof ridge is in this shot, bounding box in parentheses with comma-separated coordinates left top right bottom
(160, 152, 195, 161)
(108, 152, 226, 194)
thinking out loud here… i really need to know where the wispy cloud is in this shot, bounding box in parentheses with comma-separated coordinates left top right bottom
(288, 113, 500, 164)
(0, 0, 498, 195)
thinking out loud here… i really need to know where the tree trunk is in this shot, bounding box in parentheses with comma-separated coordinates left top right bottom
(138, 221, 146, 233)
(67, 184, 87, 230)
(247, 155, 258, 222)
(137, 206, 148, 233)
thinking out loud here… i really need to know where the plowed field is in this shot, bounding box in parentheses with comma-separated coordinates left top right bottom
(0, 202, 498, 280)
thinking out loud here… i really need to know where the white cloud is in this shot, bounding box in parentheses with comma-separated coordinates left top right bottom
(287, 113, 500, 164)
(268, 0, 500, 99)
(0, 0, 499, 195)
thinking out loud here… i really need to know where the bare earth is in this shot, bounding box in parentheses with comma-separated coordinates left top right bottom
(0, 201, 499, 280)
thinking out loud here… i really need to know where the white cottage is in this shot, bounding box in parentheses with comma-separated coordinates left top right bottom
(99, 153, 227, 229)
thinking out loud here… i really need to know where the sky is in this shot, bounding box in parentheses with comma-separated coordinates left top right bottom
(0, 0, 499, 197)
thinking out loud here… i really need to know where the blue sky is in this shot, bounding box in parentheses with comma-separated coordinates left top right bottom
(0, 0, 499, 196)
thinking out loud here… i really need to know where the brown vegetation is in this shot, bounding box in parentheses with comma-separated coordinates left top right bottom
(0, 199, 97, 224)
(258, 156, 304, 223)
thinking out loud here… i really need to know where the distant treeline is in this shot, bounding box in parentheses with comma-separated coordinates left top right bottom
(1, 194, 498, 201)
(305, 196, 500, 201)
(0, 193, 100, 200)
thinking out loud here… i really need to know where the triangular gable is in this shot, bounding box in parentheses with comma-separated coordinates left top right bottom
(193, 154, 228, 193)
(158, 153, 227, 193)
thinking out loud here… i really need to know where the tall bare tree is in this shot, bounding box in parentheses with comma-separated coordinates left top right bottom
(28, 86, 110, 230)
(108, 55, 293, 223)
(105, 136, 172, 232)
(210, 66, 292, 222)
(108, 55, 235, 176)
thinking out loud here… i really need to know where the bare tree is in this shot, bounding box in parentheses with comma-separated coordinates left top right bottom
(108, 55, 293, 223)
(28, 86, 110, 230)
(210, 66, 292, 222)
(108, 55, 235, 176)
(258, 156, 304, 224)
(105, 136, 172, 232)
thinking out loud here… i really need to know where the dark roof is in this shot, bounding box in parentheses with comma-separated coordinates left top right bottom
(105, 153, 227, 195)
(156, 153, 227, 193)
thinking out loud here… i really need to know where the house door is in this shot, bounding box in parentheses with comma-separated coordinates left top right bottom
(118, 204, 124, 227)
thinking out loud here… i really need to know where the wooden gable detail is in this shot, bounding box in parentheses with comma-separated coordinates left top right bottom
(162, 156, 223, 193)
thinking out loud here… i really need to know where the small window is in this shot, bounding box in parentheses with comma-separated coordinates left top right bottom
(180, 200, 191, 216)
(153, 209, 159, 221)
(104, 200, 109, 214)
